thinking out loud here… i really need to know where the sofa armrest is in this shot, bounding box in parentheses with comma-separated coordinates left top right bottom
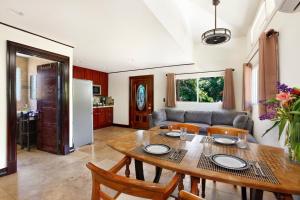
(233, 115, 254, 135)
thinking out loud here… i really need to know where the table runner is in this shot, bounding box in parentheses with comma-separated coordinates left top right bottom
(197, 153, 279, 184)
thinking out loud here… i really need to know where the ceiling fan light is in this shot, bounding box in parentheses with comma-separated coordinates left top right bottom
(202, 28, 231, 45)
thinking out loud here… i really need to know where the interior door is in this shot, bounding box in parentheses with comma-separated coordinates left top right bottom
(37, 62, 61, 154)
(130, 75, 154, 129)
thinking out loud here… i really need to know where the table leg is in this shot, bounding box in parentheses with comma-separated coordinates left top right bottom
(201, 179, 206, 198)
(241, 187, 247, 200)
(190, 176, 200, 196)
(134, 159, 145, 181)
(273, 192, 293, 200)
(153, 166, 162, 183)
(250, 188, 263, 200)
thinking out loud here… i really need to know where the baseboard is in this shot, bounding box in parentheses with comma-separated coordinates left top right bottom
(112, 123, 130, 128)
(69, 145, 75, 153)
(0, 167, 7, 177)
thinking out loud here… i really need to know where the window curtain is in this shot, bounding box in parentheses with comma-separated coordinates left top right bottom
(222, 68, 236, 110)
(166, 73, 176, 107)
(258, 29, 279, 115)
(242, 63, 252, 111)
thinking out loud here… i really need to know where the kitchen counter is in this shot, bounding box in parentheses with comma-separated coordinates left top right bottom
(93, 105, 114, 108)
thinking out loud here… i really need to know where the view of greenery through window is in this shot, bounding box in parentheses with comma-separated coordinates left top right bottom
(176, 76, 224, 103)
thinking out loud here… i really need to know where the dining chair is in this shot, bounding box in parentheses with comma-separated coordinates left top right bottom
(86, 156, 183, 200)
(170, 123, 200, 134)
(207, 126, 248, 137)
(195, 126, 248, 200)
(179, 190, 204, 200)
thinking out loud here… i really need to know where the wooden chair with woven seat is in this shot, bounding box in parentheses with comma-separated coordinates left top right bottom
(170, 123, 200, 134)
(179, 191, 204, 200)
(86, 156, 183, 200)
(191, 126, 249, 200)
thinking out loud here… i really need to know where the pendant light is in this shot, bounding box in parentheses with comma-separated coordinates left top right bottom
(202, 0, 231, 45)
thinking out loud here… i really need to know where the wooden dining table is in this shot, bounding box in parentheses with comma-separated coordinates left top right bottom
(106, 127, 300, 200)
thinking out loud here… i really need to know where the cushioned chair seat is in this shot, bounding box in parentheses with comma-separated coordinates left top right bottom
(117, 193, 149, 200)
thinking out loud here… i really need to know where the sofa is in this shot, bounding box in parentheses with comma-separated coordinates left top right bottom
(149, 109, 257, 143)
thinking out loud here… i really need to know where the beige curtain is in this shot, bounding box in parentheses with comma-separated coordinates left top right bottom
(166, 73, 176, 107)
(258, 30, 279, 115)
(222, 68, 236, 110)
(242, 63, 252, 111)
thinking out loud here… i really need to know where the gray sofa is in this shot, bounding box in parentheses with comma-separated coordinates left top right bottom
(149, 109, 257, 143)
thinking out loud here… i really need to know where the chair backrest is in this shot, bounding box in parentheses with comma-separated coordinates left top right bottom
(207, 126, 248, 137)
(86, 162, 169, 200)
(179, 190, 204, 200)
(171, 123, 200, 134)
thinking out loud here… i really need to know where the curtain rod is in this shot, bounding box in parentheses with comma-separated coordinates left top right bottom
(167, 69, 234, 76)
(109, 63, 194, 74)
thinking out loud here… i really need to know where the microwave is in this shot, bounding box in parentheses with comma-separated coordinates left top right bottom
(93, 85, 101, 96)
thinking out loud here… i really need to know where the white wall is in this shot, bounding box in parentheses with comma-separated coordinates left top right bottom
(109, 37, 247, 125)
(249, 12, 300, 146)
(0, 24, 73, 169)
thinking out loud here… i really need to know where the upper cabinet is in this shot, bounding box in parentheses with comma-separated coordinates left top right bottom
(73, 66, 109, 96)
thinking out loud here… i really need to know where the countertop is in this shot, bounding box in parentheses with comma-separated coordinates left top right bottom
(93, 105, 114, 108)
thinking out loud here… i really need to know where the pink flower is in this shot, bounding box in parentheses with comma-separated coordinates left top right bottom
(276, 92, 291, 101)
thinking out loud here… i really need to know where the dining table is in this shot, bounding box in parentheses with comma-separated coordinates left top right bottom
(106, 126, 300, 200)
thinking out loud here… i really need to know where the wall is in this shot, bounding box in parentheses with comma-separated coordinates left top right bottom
(109, 37, 247, 125)
(249, 12, 300, 146)
(16, 56, 29, 111)
(0, 24, 73, 169)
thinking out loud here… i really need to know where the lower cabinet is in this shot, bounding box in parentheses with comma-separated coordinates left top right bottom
(93, 107, 113, 130)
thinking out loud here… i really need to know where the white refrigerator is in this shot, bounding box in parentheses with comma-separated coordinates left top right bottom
(73, 79, 93, 148)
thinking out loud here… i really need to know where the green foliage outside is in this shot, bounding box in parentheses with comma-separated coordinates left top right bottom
(176, 79, 197, 101)
(176, 77, 224, 103)
(198, 77, 224, 102)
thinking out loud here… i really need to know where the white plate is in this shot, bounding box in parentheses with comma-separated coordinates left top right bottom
(143, 144, 171, 155)
(165, 131, 181, 137)
(210, 154, 249, 170)
(214, 137, 237, 145)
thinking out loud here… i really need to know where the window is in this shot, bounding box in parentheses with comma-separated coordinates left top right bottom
(176, 79, 197, 102)
(198, 77, 224, 102)
(251, 65, 259, 104)
(176, 76, 224, 103)
(16, 67, 21, 101)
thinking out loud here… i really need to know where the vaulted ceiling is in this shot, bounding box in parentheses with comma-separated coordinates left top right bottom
(0, 0, 260, 72)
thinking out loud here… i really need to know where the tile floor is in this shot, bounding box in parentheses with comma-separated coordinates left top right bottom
(0, 127, 277, 200)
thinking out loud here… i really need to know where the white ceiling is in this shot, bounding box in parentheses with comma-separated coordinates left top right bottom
(0, 0, 260, 72)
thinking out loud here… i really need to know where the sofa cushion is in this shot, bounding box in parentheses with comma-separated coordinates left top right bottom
(233, 115, 249, 130)
(152, 109, 167, 122)
(185, 111, 212, 125)
(165, 109, 185, 123)
(211, 111, 247, 126)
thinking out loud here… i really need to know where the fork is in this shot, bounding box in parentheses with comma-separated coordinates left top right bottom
(250, 162, 259, 176)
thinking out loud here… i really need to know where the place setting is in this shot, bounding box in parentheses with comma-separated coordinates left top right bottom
(133, 143, 187, 163)
(159, 125, 196, 141)
(198, 139, 279, 184)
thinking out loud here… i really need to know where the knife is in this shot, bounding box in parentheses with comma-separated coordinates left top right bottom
(255, 162, 266, 177)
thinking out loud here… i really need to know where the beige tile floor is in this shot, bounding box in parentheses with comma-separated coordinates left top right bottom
(0, 126, 276, 200)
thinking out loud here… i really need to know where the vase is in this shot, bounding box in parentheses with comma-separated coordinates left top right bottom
(287, 122, 300, 163)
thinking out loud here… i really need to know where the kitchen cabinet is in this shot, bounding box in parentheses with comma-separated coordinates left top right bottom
(93, 107, 113, 129)
(72, 66, 108, 96)
(73, 66, 85, 79)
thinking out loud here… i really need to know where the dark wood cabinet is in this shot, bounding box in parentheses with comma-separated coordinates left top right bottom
(73, 66, 85, 79)
(72, 66, 108, 96)
(93, 107, 113, 129)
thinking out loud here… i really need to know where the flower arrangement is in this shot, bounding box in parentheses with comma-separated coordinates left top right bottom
(260, 82, 300, 162)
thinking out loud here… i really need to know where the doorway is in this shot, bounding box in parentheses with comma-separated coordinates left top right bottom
(6, 41, 70, 175)
(129, 75, 154, 129)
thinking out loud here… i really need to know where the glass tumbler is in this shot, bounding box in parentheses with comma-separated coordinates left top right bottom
(203, 137, 213, 156)
(237, 132, 247, 149)
(180, 127, 187, 141)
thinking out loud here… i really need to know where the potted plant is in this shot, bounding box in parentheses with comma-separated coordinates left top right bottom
(260, 82, 300, 163)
